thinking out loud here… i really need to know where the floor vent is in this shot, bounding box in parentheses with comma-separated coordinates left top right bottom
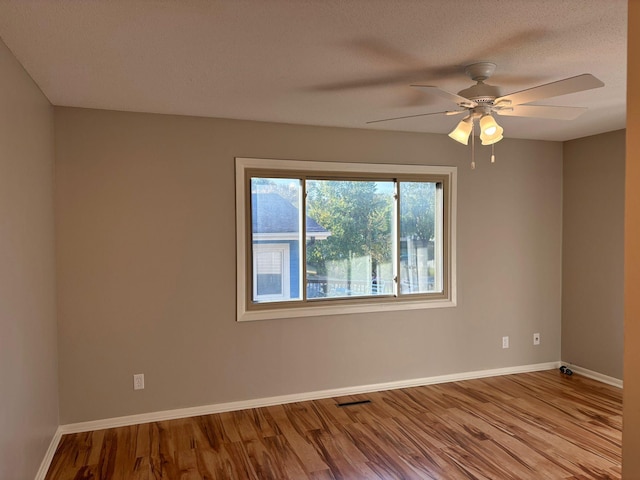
(336, 399, 372, 407)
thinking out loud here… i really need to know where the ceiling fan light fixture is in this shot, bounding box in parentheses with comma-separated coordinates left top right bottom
(484, 125, 497, 136)
(479, 114, 499, 135)
(448, 116, 473, 145)
(481, 129, 503, 145)
(479, 115, 503, 145)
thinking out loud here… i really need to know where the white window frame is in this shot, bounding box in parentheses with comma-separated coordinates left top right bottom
(236, 157, 457, 322)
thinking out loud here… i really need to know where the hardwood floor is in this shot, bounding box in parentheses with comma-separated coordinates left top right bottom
(45, 370, 622, 479)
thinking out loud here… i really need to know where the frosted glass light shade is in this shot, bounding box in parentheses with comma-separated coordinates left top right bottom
(481, 132, 503, 145)
(479, 115, 504, 145)
(448, 117, 473, 145)
(480, 114, 498, 134)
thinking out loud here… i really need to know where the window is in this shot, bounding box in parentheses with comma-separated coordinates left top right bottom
(253, 243, 291, 301)
(236, 158, 456, 321)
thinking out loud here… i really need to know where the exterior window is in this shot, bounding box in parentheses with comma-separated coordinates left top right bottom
(253, 244, 290, 301)
(399, 181, 443, 294)
(236, 158, 456, 321)
(306, 179, 394, 299)
(250, 178, 303, 302)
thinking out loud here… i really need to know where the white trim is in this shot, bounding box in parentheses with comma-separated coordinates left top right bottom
(58, 362, 557, 435)
(34, 427, 63, 480)
(235, 157, 458, 322)
(252, 233, 300, 241)
(240, 297, 457, 322)
(561, 362, 623, 388)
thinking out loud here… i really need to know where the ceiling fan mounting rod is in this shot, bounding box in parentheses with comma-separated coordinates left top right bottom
(464, 62, 497, 82)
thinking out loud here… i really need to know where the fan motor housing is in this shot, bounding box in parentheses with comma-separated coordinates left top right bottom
(458, 82, 502, 103)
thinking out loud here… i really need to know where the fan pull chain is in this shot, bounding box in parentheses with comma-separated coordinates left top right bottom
(491, 143, 496, 164)
(471, 122, 476, 170)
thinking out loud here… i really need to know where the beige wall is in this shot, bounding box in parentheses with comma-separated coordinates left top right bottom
(54, 107, 563, 424)
(562, 130, 625, 379)
(0, 40, 58, 478)
(624, 0, 640, 475)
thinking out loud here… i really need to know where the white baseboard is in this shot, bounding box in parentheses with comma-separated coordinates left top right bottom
(34, 427, 63, 480)
(59, 362, 559, 435)
(561, 362, 623, 388)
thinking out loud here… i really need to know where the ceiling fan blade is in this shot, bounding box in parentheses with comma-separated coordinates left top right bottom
(367, 110, 466, 125)
(402, 89, 439, 107)
(462, 29, 552, 66)
(495, 104, 588, 120)
(310, 69, 438, 91)
(347, 38, 430, 68)
(411, 85, 477, 108)
(495, 74, 604, 106)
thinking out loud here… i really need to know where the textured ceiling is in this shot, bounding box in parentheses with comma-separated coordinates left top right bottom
(0, 0, 627, 141)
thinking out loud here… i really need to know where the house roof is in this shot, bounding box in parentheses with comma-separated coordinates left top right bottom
(251, 193, 329, 238)
(0, 1, 626, 142)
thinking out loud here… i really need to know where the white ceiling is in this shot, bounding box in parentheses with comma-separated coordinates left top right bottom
(0, 0, 627, 141)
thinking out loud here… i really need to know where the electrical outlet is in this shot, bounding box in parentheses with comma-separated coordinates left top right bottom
(133, 373, 145, 390)
(502, 336, 509, 349)
(533, 333, 541, 345)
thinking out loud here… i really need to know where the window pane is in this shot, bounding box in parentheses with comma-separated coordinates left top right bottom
(256, 274, 283, 295)
(306, 179, 394, 299)
(399, 181, 442, 294)
(251, 178, 303, 303)
(255, 250, 284, 296)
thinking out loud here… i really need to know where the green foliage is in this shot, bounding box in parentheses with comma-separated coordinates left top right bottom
(306, 180, 393, 275)
(400, 182, 436, 241)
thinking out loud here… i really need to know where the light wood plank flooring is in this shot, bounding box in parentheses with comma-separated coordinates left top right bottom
(45, 370, 622, 479)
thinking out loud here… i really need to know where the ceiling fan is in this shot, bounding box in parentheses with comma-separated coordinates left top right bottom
(367, 62, 604, 148)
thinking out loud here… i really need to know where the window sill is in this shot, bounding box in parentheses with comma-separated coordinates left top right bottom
(237, 296, 457, 322)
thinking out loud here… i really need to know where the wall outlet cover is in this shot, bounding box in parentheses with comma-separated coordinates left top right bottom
(133, 373, 145, 390)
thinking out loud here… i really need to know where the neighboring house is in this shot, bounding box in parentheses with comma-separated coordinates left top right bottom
(251, 193, 329, 301)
